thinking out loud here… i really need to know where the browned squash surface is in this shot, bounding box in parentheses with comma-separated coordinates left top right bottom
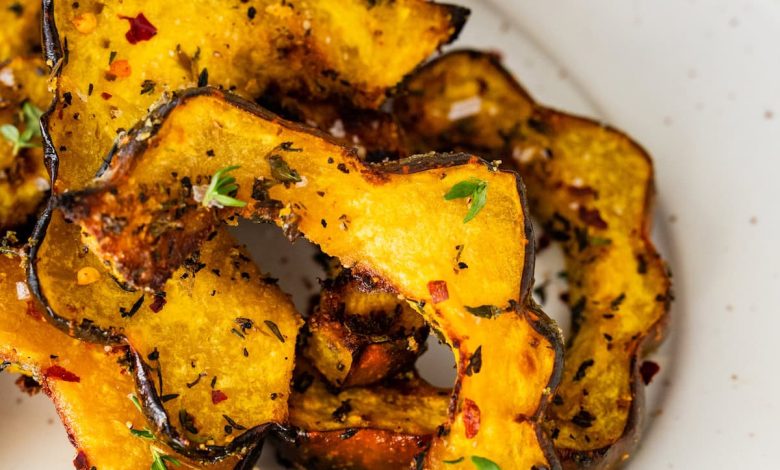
(304, 269, 428, 388)
(42, 0, 467, 189)
(0, 57, 51, 228)
(0, 253, 245, 470)
(395, 49, 672, 468)
(30, 211, 302, 459)
(259, 96, 408, 162)
(55, 89, 563, 468)
(277, 364, 448, 470)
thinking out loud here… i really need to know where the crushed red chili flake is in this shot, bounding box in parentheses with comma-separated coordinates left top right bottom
(45, 365, 81, 383)
(578, 206, 608, 229)
(462, 398, 481, 438)
(639, 360, 660, 385)
(119, 13, 157, 44)
(427, 280, 449, 304)
(211, 389, 228, 405)
(100, 92, 112, 100)
(72, 450, 90, 470)
(25, 301, 43, 320)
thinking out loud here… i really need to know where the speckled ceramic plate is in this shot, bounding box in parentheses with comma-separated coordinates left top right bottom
(2, 1, 779, 468)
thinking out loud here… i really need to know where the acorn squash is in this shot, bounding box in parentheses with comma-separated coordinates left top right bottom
(0, 253, 247, 470)
(52, 88, 564, 469)
(41, 0, 468, 189)
(394, 49, 672, 468)
(29, 210, 302, 461)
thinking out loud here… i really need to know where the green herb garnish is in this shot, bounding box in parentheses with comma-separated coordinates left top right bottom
(0, 102, 43, 156)
(130, 428, 155, 440)
(445, 178, 488, 223)
(465, 305, 502, 319)
(151, 447, 181, 470)
(471, 456, 500, 470)
(202, 165, 247, 208)
(129, 393, 144, 413)
(443, 456, 465, 464)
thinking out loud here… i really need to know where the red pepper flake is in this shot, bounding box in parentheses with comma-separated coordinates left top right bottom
(119, 13, 157, 44)
(149, 294, 166, 312)
(578, 206, 608, 229)
(427, 280, 449, 304)
(462, 398, 481, 438)
(211, 389, 228, 404)
(100, 92, 112, 100)
(108, 59, 132, 78)
(45, 365, 81, 383)
(72, 450, 90, 470)
(25, 301, 43, 320)
(639, 360, 660, 385)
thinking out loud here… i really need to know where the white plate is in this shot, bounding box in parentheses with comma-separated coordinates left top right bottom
(3, 1, 780, 468)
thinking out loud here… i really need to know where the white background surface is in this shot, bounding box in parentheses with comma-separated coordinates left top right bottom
(2, 1, 779, 468)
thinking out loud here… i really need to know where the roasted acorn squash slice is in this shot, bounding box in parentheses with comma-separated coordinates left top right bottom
(0, 253, 248, 470)
(42, 0, 467, 189)
(51, 88, 564, 469)
(394, 49, 672, 468)
(28, 210, 302, 460)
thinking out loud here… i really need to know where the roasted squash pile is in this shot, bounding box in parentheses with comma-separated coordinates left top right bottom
(0, 1, 670, 469)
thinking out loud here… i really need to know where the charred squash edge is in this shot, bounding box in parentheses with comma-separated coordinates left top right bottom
(398, 49, 672, 468)
(29, 86, 558, 465)
(40, 0, 470, 114)
(27, 111, 282, 462)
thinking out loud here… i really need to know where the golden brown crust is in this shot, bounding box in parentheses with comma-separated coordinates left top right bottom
(304, 270, 428, 388)
(276, 364, 448, 470)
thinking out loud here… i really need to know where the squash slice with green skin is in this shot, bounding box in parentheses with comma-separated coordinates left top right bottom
(0, 253, 249, 470)
(53, 88, 564, 469)
(394, 49, 672, 469)
(41, 0, 468, 190)
(28, 210, 302, 461)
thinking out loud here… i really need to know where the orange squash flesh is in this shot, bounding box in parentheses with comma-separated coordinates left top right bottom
(0, 253, 246, 470)
(42, 0, 468, 190)
(52, 89, 564, 469)
(28, 210, 302, 460)
(394, 49, 672, 468)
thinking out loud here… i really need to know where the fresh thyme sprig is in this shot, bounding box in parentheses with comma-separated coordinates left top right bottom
(444, 177, 488, 223)
(201, 165, 247, 208)
(127, 395, 182, 470)
(0, 102, 43, 156)
(150, 447, 181, 470)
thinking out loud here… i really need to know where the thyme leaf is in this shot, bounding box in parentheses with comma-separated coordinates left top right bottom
(1, 102, 43, 156)
(444, 178, 488, 223)
(202, 165, 247, 208)
(151, 447, 181, 470)
(471, 456, 501, 470)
